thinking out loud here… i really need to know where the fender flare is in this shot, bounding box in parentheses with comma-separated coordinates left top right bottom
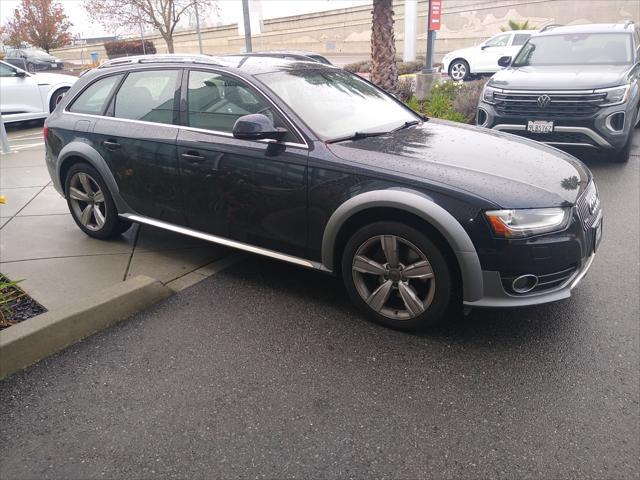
(57, 142, 129, 213)
(321, 189, 484, 302)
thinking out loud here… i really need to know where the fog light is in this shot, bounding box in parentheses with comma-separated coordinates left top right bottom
(512, 274, 538, 293)
(477, 108, 489, 127)
(606, 112, 625, 132)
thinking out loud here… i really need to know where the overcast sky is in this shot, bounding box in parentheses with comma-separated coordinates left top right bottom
(0, 0, 370, 38)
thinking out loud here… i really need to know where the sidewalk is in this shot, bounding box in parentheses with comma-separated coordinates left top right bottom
(0, 126, 231, 312)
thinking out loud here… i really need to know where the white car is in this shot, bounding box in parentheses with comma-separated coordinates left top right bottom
(442, 30, 537, 81)
(0, 60, 77, 123)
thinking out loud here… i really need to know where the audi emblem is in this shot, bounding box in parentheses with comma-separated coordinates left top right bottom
(537, 94, 552, 108)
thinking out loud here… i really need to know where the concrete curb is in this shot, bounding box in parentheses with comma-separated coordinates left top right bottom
(0, 275, 172, 379)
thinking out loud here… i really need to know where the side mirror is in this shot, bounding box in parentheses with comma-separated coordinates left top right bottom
(20, 53, 27, 59)
(14, 70, 27, 78)
(481, 45, 490, 50)
(233, 114, 287, 141)
(498, 56, 512, 67)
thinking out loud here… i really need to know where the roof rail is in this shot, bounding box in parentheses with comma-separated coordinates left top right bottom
(539, 23, 563, 32)
(98, 54, 224, 69)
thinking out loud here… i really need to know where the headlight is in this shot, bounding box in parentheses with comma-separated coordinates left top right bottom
(485, 208, 569, 238)
(482, 85, 500, 104)
(595, 84, 630, 106)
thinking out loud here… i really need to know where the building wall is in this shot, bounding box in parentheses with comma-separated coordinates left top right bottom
(52, 0, 639, 64)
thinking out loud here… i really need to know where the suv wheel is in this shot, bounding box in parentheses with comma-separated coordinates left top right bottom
(448, 59, 470, 81)
(65, 164, 131, 239)
(341, 221, 452, 330)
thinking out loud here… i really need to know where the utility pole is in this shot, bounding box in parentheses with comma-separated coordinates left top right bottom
(241, 0, 252, 53)
(403, 0, 418, 62)
(195, 0, 203, 54)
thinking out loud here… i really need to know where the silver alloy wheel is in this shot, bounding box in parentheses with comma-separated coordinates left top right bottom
(450, 62, 466, 81)
(352, 235, 436, 320)
(68, 172, 107, 231)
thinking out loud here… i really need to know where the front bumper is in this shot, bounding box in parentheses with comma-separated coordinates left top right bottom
(478, 100, 635, 151)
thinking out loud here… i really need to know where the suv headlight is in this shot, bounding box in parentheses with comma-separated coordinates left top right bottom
(482, 85, 501, 104)
(595, 84, 630, 106)
(485, 208, 570, 238)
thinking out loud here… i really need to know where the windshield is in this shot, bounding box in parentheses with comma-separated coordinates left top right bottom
(513, 33, 633, 66)
(257, 68, 419, 141)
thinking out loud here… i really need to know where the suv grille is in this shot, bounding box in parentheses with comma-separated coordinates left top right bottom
(494, 91, 606, 118)
(509, 131, 596, 146)
(576, 181, 601, 231)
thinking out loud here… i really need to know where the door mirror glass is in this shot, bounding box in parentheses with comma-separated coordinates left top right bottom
(498, 56, 512, 67)
(233, 114, 287, 140)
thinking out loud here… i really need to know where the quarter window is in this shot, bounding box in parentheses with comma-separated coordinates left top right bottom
(113, 69, 179, 124)
(512, 34, 531, 46)
(187, 70, 279, 134)
(69, 74, 123, 115)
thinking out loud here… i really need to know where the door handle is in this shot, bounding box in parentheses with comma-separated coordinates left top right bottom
(181, 151, 205, 163)
(102, 139, 121, 150)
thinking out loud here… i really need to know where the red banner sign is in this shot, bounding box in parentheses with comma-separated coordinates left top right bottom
(429, 0, 442, 31)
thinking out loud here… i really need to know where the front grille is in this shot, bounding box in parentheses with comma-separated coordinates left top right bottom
(576, 181, 601, 231)
(502, 266, 578, 295)
(509, 130, 597, 146)
(494, 91, 606, 118)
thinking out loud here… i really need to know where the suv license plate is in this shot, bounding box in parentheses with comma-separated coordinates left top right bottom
(527, 120, 553, 134)
(593, 218, 603, 253)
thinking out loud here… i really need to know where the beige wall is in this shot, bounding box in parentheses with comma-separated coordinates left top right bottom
(52, 0, 639, 64)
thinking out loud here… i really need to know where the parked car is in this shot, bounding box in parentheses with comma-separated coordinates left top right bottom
(44, 54, 602, 330)
(224, 50, 332, 65)
(477, 22, 640, 163)
(442, 30, 537, 81)
(0, 60, 76, 123)
(4, 48, 64, 73)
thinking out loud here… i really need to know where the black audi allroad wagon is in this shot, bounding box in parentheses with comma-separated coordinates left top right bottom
(44, 55, 603, 330)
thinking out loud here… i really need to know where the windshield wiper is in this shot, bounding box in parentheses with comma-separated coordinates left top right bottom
(390, 119, 422, 132)
(326, 130, 390, 144)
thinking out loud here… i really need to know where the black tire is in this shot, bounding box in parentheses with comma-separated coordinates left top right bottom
(26, 62, 35, 73)
(341, 221, 453, 331)
(64, 163, 131, 239)
(610, 129, 634, 163)
(49, 87, 69, 113)
(448, 59, 470, 81)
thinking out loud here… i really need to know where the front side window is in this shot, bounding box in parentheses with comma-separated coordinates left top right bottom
(258, 69, 419, 141)
(512, 34, 531, 46)
(69, 74, 123, 115)
(113, 69, 179, 124)
(484, 34, 511, 48)
(187, 70, 281, 134)
(0, 63, 17, 77)
(514, 33, 633, 66)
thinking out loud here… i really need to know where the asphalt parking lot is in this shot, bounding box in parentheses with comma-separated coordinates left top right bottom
(1, 135, 638, 478)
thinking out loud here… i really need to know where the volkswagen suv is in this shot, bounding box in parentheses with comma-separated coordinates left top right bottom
(44, 54, 602, 330)
(477, 23, 640, 162)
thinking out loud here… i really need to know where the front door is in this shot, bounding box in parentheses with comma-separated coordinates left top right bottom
(475, 33, 513, 72)
(93, 68, 184, 223)
(0, 62, 45, 121)
(176, 69, 309, 258)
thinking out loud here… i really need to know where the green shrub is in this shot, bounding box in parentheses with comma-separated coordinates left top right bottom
(405, 79, 484, 124)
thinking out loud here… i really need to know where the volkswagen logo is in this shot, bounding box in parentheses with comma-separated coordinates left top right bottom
(537, 94, 552, 108)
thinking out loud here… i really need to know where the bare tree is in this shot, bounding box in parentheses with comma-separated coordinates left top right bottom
(370, 0, 398, 93)
(85, 0, 215, 53)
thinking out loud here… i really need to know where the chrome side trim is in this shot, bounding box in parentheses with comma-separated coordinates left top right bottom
(492, 124, 613, 147)
(570, 253, 595, 289)
(120, 214, 331, 272)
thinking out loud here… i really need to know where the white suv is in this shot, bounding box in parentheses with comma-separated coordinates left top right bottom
(442, 30, 537, 81)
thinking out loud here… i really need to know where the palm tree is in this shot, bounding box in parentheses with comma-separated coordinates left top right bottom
(501, 20, 536, 31)
(370, 0, 398, 93)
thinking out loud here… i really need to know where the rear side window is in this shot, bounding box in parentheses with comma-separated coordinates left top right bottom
(512, 34, 531, 46)
(113, 69, 179, 124)
(69, 74, 123, 115)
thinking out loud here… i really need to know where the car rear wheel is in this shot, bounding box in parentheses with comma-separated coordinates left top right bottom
(49, 87, 69, 113)
(341, 221, 453, 331)
(448, 59, 470, 81)
(65, 164, 131, 239)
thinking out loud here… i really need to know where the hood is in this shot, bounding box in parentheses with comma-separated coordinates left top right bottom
(32, 71, 77, 85)
(326, 120, 591, 209)
(490, 64, 631, 90)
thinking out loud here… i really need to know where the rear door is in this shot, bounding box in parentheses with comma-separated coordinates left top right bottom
(176, 69, 309, 258)
(93, 68, 184, 223)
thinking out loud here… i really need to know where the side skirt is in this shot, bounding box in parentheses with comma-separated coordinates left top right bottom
(120, 213, 331, 273)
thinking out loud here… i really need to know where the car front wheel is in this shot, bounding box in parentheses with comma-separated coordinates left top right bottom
(49, 87, 69, 112)
(448, 59, 470, 81)
(65, 163, 131, 239)
(341, 221, 453, 330)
